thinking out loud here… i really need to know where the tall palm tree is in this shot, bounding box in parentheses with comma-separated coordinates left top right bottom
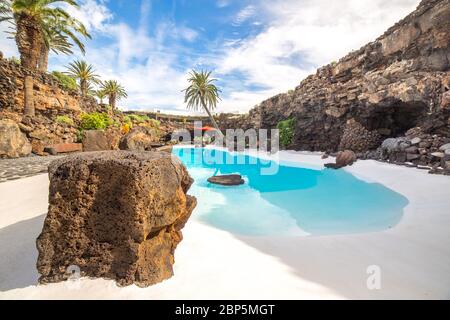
(101, 80, 127, 111)
(0, 0, 88, 70)
(66, 60, 100, 96)
(183, 70, 223, 136)
(0, 0, 90, 116)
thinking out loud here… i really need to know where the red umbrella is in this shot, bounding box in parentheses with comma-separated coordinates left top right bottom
(198, 126, 217, 131)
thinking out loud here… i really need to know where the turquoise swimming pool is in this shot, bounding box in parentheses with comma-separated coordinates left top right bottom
(173, 147, 408, 236)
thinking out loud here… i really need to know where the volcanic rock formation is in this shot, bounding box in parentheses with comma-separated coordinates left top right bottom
(36, 151, 197, 287)
(230, 0, 450, 154)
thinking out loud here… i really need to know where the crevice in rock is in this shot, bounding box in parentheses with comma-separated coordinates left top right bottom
(362, 99, 428, 137)
(146, 226, 165, 240)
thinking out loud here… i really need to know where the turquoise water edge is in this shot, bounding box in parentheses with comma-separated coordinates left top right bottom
(173, 147, 408, 237)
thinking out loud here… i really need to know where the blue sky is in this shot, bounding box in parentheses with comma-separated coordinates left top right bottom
(0, 0, 420, 114)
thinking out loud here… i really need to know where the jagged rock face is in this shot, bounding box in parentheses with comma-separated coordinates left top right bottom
(242, 0, 450, 152)
(36, 151, 197, 287)
(0, 119, 32, 158)
(0, 57, 100, 115)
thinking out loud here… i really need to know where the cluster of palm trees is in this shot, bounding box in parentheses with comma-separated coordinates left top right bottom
(65, 59, 127, 111)
(0, 0, 126, 116)
(1, 1, 223, 133)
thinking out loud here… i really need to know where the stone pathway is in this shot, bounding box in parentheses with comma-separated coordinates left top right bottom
(0, 155, 65, 183)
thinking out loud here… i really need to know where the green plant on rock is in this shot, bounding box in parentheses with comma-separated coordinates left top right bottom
(75, 129, 85, 143)
(52, 71, 77, 91)
(7, 56, 20, 65)
(277, 118, 296, 148)
(149, 118, 160, 128)
(80, 112, 112, 130)
(55, 115, 74, 126)
(112, 119, 121, 128)
(126, 114, 150, 123)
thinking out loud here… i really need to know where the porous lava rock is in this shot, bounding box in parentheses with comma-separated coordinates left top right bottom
(36, 151, 197, 287)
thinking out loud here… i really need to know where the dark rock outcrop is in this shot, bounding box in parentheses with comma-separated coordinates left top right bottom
(339, 119, 382, 152)
(36, 151, 197, 287)
(207, 174, 245, 186)
(226, 0, 450, 155)
(368, 126, 450, 173)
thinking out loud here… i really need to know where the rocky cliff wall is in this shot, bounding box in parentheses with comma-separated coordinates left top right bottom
(0, 54, 103, 157)
(242, 0, 450, 153)
(0, 55, 99, 119)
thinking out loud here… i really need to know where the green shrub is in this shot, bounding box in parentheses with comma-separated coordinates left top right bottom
(125, 114, 150, 123)
(277, 118, 296, 148)
(148, 118, 160, 128)
(8, 56, 21, 65)
(76, 129, 85, 143)
(80, 112, 112, 130)
(52, 71, 78, 91)
(55, 115, 75, 126)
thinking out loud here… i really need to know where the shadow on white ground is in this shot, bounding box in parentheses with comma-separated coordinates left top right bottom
(0, 215, 44, 291)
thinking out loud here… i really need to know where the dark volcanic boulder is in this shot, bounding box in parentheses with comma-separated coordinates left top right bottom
(208, 174, 245, 186)
(36, 151, 197, 287)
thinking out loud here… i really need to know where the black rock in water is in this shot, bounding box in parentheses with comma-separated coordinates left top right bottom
(207, 174, 245, 186)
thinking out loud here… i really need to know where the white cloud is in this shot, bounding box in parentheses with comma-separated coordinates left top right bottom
(0, 22, 18, 58)
(61, 0, 113, 33)
(232, 5, 256, 26)
(217, 0, 232, 8)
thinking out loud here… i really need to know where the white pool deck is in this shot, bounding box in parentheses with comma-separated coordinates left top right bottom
(0, 149, 449, 300)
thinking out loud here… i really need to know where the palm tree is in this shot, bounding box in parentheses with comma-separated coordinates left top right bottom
(183, 70, 223, 136)
(66, 60, 100, 96)
(0, 0, 88, 70)
(39, 15, 90, 72)
(0, 0, 90, 116)
(38, 29, 72, 72)
(95, 89, 107, 104)
(101, 80, 127, 111)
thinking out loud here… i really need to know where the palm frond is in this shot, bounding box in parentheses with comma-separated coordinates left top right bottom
(183, 69, 221, 112)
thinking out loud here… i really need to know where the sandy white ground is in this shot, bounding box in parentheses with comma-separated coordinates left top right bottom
(0, 150, 450, 299)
